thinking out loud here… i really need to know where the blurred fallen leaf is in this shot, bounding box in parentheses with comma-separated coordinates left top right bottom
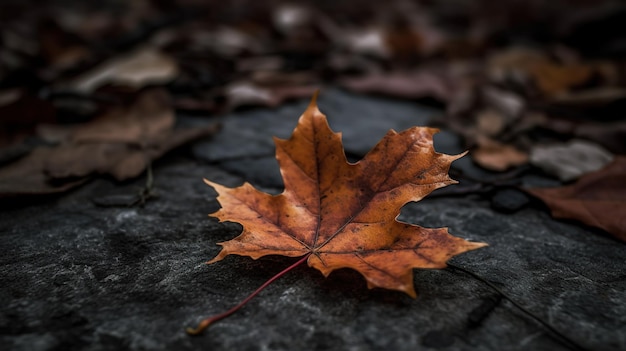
(69, 90, 174, 145)
(0, 147, 89, 196)
(44, 89, 217, 180)
(340, 70, 452, 102)
(225, 81, 319, 109)
(527, 156, 626, 242)
(550, 87, 626, 106)
(0, 89, 219, 196)
(63, 48, 179, 93)
(488, 47, 595, 96)
(476, 109, 506, 137)
(511, 112, 626, 154)
(527, 62, 594, 96)
(529, 139, 614, 182)
(472, 138, 528, 172)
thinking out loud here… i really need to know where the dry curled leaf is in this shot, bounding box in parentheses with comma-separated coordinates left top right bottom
(205, 93, 486, 297)
(527, 156, 626, 242)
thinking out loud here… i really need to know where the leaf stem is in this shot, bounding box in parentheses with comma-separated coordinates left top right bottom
(186, 254, 311, 335)
(447, 263, 589, 351)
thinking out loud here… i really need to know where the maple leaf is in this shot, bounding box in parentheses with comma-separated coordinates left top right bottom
(188, 92, 486, 335)
(205, 92, 485, 295)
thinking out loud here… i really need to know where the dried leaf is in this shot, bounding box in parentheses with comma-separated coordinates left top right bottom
(340, 70, 452, 102)
(550, 87, 626, 106)
(70, 90, 174, 145)
(225, 82, 319, 109)
(0, 148, 88, 196)
(472, 138, 528, 172)
(0, 90, 219, 196)
(205, 93, 486, 297)
(488, 47, 594, 96)
(530, 140, 614, 182)
(527, 62, 594, 96)
(64, 48, 179, 93)
(44, 90, 218, 181)
(476, 109, 506, 137)
(527, 156, 626, 242)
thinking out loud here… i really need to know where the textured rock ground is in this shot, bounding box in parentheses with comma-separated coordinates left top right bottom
(1, 90, 625, 351)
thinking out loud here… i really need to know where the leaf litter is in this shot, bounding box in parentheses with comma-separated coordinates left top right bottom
(0, 1, 621, 348)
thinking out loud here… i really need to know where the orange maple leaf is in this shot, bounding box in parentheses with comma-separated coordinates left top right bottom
(206, 92, 485, 292)
(188, 92, 486, 334)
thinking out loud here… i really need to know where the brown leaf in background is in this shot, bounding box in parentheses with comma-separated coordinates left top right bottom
(488, 47, 594, 96)
(44, 89, 217, 181)
(0, 147, 89, 196)
(527, 62, 594, 96)
(475, 109, 507, 137)
(0, 89, 219, 196)
(527, 157, 626, 242)
(549, 87, 626, 107)
(340, 70, 452, 102)
(472, 138, 528, 172)
(1, 0, 625, 210)
(70, 90, 174, 144)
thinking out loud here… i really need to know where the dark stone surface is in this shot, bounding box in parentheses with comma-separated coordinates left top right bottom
(2, 90, 626, 351)
(490, 188, 530, 213)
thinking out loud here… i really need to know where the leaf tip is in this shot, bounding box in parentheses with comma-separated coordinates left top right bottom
(308, 89, 320, 108)
(397, 284, 418, 298)
(206, 247, 227, 264)
(465, 241, 489, 252)
(452, 150, 469, 161)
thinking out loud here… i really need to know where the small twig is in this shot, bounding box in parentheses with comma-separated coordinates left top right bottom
(132, 161, 157, 207)
(92, 163, 157, 207)
(446, 263, 589, 351)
